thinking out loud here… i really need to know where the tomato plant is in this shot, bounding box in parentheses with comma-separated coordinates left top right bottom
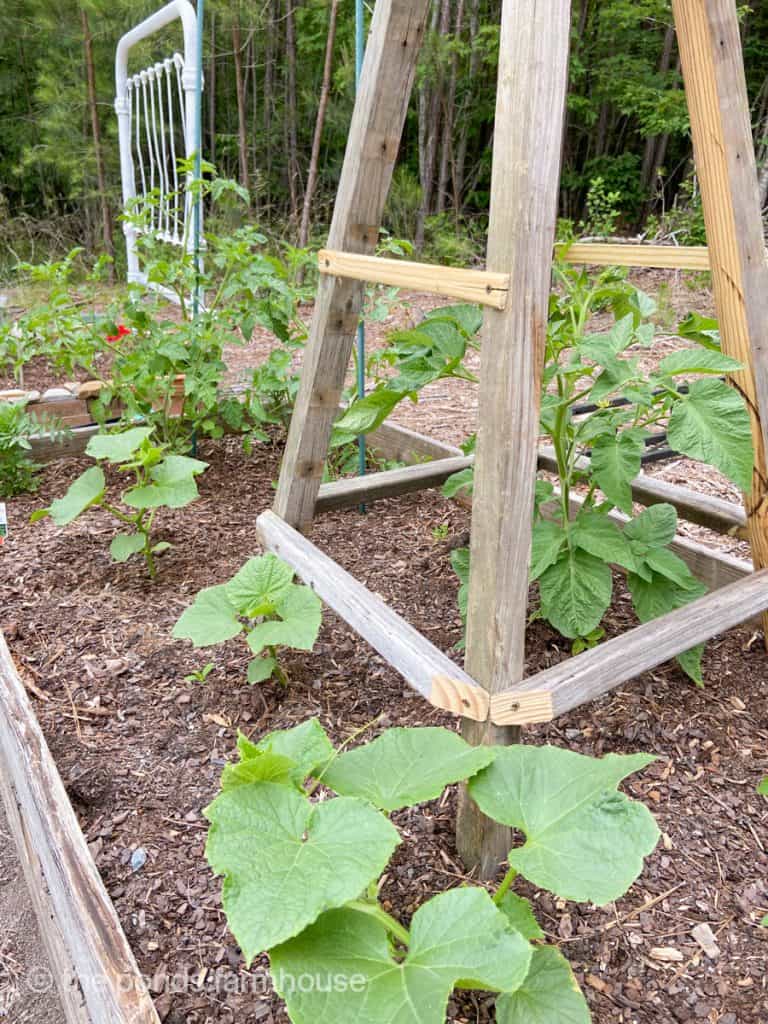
(31, 426, 207, 577)
(204, 720, 659, 1023)
(441, 264, 752, 683)
(173, 553, 322, 685)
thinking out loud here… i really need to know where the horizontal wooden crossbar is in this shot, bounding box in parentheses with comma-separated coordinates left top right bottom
(492, 570, 768, 725)
(561, 242, 711, 271)
(317, 455, 473, 511)
(256, 509, 491, 721)
(317, 249, 510, 309)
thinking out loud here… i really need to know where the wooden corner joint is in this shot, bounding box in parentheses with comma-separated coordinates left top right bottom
(490, 690, 555, 726)
(429, 675, 490, 722)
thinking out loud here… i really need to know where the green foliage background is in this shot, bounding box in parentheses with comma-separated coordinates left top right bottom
(1, 0, 768, 271)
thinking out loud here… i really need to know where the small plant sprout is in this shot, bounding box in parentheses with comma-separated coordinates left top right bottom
(204, 721, 659, 1023)
(431, 522, 450, 542)
(185, 662, 214, 684)
(172, 553, 323, 686)
(31, 426, 207, 577)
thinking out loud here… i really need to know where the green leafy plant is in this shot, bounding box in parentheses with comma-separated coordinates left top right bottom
(32, 426, 207, 577)
(4, 173, 310, 454)
(185, 662, 214, 684)
(0, 399, 67, 497)
(332, 304, 482, 448)
(172, 553, 322, 685)
(204, 721, 659, 1023)
(0, 249, 113, 387)
(443, 263, 753, 683)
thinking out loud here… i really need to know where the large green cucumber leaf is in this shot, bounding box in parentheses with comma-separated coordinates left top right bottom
(226, 553, 294, 617)
(442, 466, 475, 499)
(47, 466, 106, 526)
(123, 474, 200, 510)
(468, 745, 659, 904)
(497, 893, 544, 942)
(667, 378, 753, 492)
(205, 783, 399, 962)
(538, 548, 612, 639)
(245, 583, 322, 655)
(109, 532, 146, 563)
(172, 584, 243, 646)
(590, 429, 645, 514)
(425, 302, 483, 336)
(322, 727, 496, 811)
(496, 946, 590, 1024)
(250, 719, 335, 781)
(270, 888, 532, 1024)
(85, 426, 153, 463)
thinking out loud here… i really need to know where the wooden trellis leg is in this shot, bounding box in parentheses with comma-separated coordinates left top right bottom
(455, 0, 573, 878)
(274, 0, 429, 530)
(672, 0, 768, 638)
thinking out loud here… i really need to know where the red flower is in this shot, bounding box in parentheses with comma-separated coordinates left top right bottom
(106, 324, 131, 343)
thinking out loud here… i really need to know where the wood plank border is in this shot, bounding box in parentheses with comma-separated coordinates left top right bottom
(491, 570, 768, 725)
(256, 510, 489, 721)
(0, 633, 159, 1024)
(317, 249, 510, 308)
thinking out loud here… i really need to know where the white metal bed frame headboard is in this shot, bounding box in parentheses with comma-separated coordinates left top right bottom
(115, 0, 201, 290)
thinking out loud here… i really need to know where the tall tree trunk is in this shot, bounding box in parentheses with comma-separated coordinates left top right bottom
(80, 6, 114, 276)
(639, 23, 676, 196)
(232, 20, 250, 193)
(208, 11, 217, 167)
(284, 0, 300, 229)
(416, 0, 448, 249)
(264, 0, 275, 213)
(454, 0, 480, 203)
(437, 0, 464, 218)
(298, 0, 340, 248)
(248, 30, 258, 209)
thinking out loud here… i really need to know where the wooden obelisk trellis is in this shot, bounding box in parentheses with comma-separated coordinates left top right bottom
(258, 0, 768, 876)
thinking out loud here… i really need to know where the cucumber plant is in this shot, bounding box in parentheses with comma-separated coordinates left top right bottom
(204, 721, 659, 1023)
(31, 426, 207, 577)
(442, 264, 753, 683)
(172, 553, 322, 685)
